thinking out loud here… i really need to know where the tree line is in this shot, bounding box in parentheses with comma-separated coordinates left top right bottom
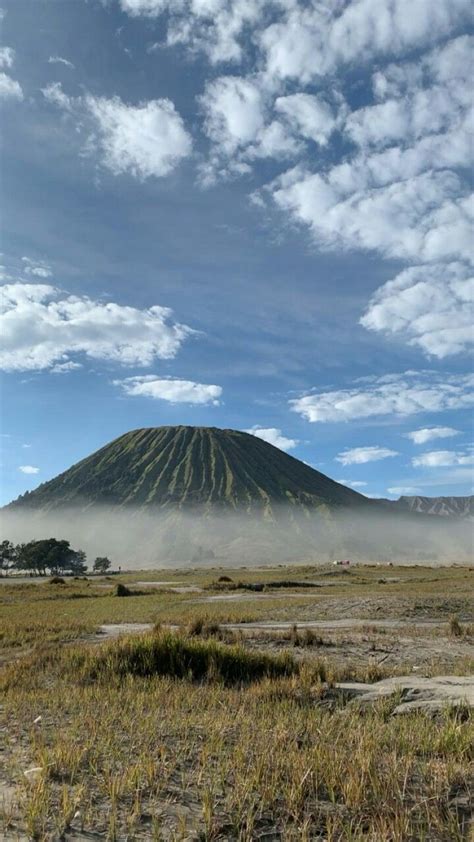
(0, 539, 112, 576)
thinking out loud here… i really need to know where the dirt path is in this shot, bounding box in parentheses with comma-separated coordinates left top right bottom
(224, 618, 442, 630)
(96, 617, 444, 639)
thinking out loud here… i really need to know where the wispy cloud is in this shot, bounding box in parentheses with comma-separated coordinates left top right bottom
(337, 479, 368, 488)
(336, 446, 398, 465)
(406, 426, 460, 445)
(290, 372, 474, 423)
(21, 257, 53, 279)
(412, 449, 474, 467)
(48, 55, 75, 69)
(387, 486, 422, 495)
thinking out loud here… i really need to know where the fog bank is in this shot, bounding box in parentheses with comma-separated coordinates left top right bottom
(1, 504, 472, 568)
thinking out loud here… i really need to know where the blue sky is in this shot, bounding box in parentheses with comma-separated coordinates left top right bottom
(0, 0, 473, 505)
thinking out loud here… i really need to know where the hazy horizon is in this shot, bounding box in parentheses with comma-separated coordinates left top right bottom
(2, 504, 472, 569)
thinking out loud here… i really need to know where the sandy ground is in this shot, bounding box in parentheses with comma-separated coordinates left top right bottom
(1, 569, 473, 841)
(94, 618, 474, 677)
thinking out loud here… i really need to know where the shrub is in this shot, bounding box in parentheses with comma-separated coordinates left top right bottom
(188, 617, 204, 636)
(290, 623, 300, 646)
(203, 622, 222, 638)
(266, 580, 319, 589)
(280, 625, 326, 648)
(115, 583, 132, 597)
(218, 575, 233, 583)
(49, 576, 65, 585)
(238, 582, 264, 592)
(80, 631, 297, 685)
(302, 628, 324, 647)
(187, 618, 224, 639)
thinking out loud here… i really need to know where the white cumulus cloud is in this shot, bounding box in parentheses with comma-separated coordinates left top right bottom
(0, 46, 14, 68)
(120, 0, 472, 73)
(86, 95, 192, 179)
(114, 375, 222, 405)
(260, 0, 471, 83)
(0, 283, 194, 372)
(19, 465, 39, 475)
(120, 0, 262, 64)
(270, 169, 472, 265)
(201, 76, 265, 156)
(336, 446, 398, 465)
(243, 31, 474, 360)
(290, 372, 474, 423)
(346, 37, 473, 152)
(0, 45, 22, 100)
(43, 85, 192, 179)
(275, 93, 341, 147)
(199, 74, 302, 180)
(361, 262, 473, 358)
(406, 426, 460, 445)
(245, 426, 298, 451)
(0, 74, 23, 100)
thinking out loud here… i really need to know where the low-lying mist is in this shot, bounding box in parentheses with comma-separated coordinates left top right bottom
(1, 504, 472, 568)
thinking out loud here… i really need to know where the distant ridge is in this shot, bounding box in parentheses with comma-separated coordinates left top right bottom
(391, 495, 474, 519)
(6, 426, 370, 513)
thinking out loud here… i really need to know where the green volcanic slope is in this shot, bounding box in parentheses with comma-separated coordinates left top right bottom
(8, 426, 369, 512)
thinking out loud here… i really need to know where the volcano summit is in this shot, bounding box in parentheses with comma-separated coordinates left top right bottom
(8, 426, 368, 513)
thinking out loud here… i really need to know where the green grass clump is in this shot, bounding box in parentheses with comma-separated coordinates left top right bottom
(77, 630, 297, 685)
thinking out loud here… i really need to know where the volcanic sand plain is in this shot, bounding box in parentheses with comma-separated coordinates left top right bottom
(0, 562, 473, 840)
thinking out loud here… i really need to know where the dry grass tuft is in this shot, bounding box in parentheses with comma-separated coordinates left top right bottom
(449, 615, 464, 637)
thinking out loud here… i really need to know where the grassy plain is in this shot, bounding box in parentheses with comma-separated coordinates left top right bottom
(0, 563, 473, 840)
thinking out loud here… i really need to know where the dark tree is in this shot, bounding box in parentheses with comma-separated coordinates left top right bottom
(0, 540, 17, 576)
(93, 556, 112, 574)
(15, 539, 87, 576)
(16, 541, 50, 575)
(68, 549, 88, 575)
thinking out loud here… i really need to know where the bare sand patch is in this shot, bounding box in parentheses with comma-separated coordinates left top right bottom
(336, 674, 474, 713)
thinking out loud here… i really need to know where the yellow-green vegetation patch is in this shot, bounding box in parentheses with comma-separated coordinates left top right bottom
(1, 564, 473, 652)
(1, 635, 472, 841)
(69, 630, 297, 685)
